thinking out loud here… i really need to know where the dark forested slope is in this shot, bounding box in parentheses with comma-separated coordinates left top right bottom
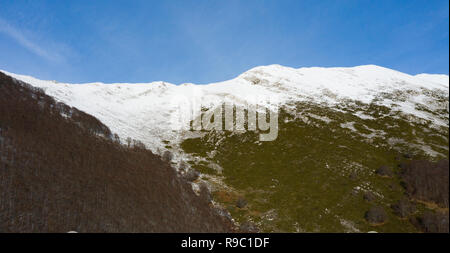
(0, 72, 233, 232)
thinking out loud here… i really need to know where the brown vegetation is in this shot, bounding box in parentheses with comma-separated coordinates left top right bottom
(400, 159, 449, 208)
(391, 198, 416, 219)
(365, 206, 388, 225)
(0, 72, 233, 232)
(410, 211, 449, 233)
(375, 165, 393, 177)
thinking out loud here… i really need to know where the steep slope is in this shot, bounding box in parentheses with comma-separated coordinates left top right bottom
(181, 104, 448, 232)
(0, 72, 233, 232)
(1, 65, 448, 233)
(2, 65, 447, 153)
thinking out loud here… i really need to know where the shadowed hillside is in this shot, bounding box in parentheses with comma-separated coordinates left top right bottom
(0, 72, 233, 232)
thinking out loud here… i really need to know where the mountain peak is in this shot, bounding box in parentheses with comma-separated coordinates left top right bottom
(1, 64, 448, 156)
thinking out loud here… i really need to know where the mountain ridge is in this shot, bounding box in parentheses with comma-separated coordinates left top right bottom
(1, 64, 448, 158)
(2, 64, 448, 86)
(0, 71, 234, 232)
(1, 65, 448, 232)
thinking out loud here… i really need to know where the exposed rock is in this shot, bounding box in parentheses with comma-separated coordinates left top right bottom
(240, 221, 259, 233)
(216, 207, 233, 221)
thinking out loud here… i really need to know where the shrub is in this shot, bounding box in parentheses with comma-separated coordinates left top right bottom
(365, 206, 387, 225)
(375, 165, 393, 177)
(363, 192, 377, 202)
(391, 199, 416, 218)
(236, 198, 248, 208)
(162, 150, 173, 162)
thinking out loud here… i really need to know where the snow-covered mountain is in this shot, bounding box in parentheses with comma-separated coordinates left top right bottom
(1, 65, 449, 233)
(1, 64, 448, 154)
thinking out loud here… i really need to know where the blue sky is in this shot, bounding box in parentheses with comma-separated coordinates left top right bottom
(0, 0, 448, 84)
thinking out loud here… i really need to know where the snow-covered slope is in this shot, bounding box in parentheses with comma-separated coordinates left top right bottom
(1, 64, 448, 155)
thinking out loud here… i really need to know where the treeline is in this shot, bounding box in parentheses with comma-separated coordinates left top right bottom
(0, 72, 233, 232)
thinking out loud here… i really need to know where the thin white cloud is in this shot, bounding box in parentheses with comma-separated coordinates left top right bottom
(0, 18, 65, 62)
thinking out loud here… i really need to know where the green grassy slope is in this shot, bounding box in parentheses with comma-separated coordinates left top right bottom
(180, 100, 449, 232)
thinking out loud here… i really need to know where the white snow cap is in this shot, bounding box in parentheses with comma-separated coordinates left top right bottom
(1, 64, 448, 153)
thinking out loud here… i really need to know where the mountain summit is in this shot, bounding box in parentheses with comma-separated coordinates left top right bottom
(1, 65, 448, 154)
(1, 65, 448, 232)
